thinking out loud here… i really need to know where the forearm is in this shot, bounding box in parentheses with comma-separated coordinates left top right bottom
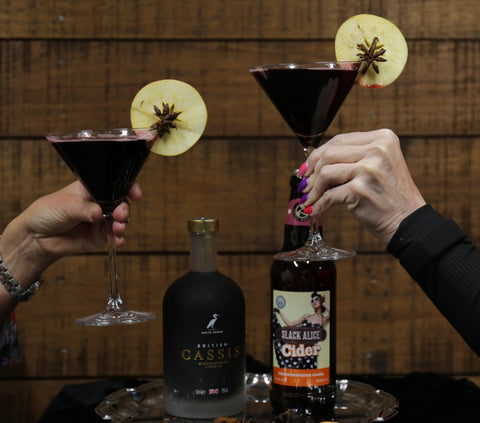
(388, 205, 480, 356)
(0, 181, 136, 323)
(0, 216, 47, 322)
(276, 310, 292, 326)
(277, 310, 307, 327)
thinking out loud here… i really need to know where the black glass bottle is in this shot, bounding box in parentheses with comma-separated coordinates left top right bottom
(163, 217, 246, 418)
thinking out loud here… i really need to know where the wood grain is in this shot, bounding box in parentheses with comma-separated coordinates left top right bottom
(1, 40, 480, 136)
(2, 2, 480, 420)
(1, 0, 479, 40)
(0, 253, 476, 380)
(1, 137, 480, 253)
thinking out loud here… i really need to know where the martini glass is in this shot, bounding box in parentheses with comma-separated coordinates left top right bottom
(46, 128, 157, 326)
(250, 61, 361, 261)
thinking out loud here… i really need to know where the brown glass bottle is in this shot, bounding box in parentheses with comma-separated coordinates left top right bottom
(271, 171, 335, 418)
(282, 169, 322, 252)
(270, 257, 336, 418)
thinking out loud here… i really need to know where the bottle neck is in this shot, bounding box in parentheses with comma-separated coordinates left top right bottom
(189, 231, 218, 272)
(284, 173, 311, 228)
(282, 172, 322, 252)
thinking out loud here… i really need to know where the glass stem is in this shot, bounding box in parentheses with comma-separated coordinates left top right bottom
(105, 213, 125, 312)
(304, 145, 315, 158)
(306, 215, 324, 249)
(304, 145, 323, 250)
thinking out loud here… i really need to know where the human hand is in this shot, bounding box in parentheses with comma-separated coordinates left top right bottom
(299, 129, 426, 244)
(0, 181, 143, 284)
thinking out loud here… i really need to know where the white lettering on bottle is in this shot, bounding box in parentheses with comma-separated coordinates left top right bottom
(280, 343, 322, 358)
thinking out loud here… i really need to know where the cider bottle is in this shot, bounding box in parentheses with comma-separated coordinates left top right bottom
(163, 218, 246, 418)
(270, 172, 336, 418)
(270, 258, 336, 418)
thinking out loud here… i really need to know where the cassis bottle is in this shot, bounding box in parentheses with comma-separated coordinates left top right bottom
(163, 218, 246, 418)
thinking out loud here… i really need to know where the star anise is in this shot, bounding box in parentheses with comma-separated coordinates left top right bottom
(356, 37, 387, 74)
(150, 103, 182, 138)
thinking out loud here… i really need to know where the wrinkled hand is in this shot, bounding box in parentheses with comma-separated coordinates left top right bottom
(301, 129, 426, 244)
(0, 181, 143, 281)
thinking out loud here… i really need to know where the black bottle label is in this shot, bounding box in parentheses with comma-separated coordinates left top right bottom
(182, 312, 242, 374)
(166, 310, 243, 398)
(163, 272, 245, 405)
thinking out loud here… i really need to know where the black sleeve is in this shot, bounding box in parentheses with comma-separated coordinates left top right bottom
(387, 204, 480, 356)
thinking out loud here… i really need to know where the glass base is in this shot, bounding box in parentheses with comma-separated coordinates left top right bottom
(75, 309, 157, 326)
(275, 243, 356, 262)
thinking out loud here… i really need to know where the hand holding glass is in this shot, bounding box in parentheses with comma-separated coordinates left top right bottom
(250, 61, 361, 261)
(46, 128, 156, 326)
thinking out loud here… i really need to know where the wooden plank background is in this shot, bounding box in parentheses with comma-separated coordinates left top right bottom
(1, 1, 480, 421)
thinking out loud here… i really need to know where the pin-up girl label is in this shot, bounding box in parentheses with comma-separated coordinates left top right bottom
(272, 290, 331, 387)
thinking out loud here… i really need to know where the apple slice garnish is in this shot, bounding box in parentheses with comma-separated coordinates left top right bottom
(335, 14, 408, 88)
(130, 79, 207, 156)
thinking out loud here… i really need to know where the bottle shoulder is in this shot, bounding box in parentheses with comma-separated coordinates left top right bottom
(271, 259, 336, 291)
(164, 270, 245, 302)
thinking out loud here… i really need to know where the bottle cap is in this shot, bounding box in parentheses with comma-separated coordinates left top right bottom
(188, 217, 219, 233)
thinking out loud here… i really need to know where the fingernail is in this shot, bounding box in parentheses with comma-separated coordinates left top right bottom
(298, 178, 308, 192)
(300, 193, 308, 204)
(304, 206, 313, 214)
(298, 162, 308, 177)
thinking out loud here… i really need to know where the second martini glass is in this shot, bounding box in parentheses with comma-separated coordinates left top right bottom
(250, 61, 361, 260)
(46, 128, 157, 326)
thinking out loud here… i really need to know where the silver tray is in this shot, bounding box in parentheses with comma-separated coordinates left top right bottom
(95, 373, 398, 423)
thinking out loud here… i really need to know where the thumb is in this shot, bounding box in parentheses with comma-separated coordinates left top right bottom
(86, 203, 104, 223)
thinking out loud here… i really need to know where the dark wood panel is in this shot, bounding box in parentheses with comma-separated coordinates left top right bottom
(1, 0, 479, 40)
(1, 3, 479, 422)
(0, 253, 478, 380)
(1, 137, 480, 254)
(1, 40, 480, 137)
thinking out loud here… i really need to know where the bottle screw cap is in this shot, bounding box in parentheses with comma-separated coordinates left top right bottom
(188, 217, 219, 233)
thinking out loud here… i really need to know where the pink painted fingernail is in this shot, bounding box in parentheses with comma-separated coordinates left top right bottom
(298, 162, 308, 177)
(304, 205, 313, 214)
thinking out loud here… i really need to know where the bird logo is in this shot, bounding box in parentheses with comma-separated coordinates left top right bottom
(207, 314, 220, 330)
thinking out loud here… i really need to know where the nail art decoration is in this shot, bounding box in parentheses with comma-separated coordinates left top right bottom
(304, 206, 313, 214)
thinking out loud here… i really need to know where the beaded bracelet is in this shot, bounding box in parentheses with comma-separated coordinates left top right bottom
(0, 236, 43, 302)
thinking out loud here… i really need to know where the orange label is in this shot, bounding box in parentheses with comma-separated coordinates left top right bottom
(273, 367, 330, 387)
